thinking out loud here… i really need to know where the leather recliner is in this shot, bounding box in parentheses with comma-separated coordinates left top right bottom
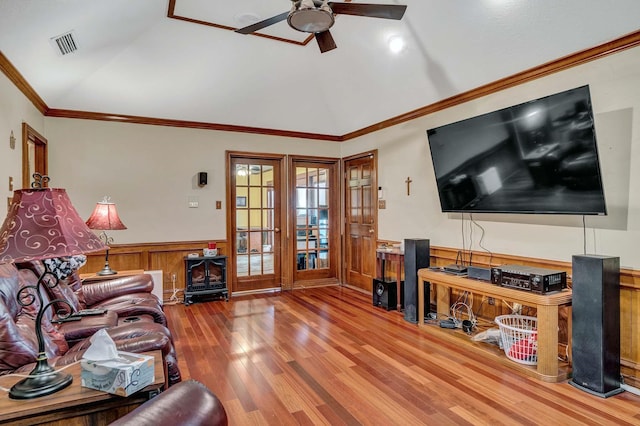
(18, 260, 168, 326)
(109, 380, 228, 426)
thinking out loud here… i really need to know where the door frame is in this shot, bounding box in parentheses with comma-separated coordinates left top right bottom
(226, 151, 287, 294)
(22, 123, 48, 188)
(340, 150, 378, 291)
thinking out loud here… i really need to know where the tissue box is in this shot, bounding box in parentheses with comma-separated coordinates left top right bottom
(81, 351, 155, 396)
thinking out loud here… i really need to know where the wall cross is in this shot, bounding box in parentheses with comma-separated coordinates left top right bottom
(405, 176, 412, 196)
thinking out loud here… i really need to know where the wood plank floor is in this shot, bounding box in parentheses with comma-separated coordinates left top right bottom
(164, 286, 640, 425)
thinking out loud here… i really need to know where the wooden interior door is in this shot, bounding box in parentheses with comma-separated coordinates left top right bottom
(343, 152, 377, 291)
(229, 155, 284, 293)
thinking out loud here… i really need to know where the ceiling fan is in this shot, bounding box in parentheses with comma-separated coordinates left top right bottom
(235, 0, 407, 53)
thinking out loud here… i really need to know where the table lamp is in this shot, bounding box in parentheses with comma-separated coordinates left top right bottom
(0, 176, 107, 399)
(85, 197, 127, 275)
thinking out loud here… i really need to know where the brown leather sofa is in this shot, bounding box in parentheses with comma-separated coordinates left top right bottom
(110, 380, 228, 426)
(0, 262, 182, 386)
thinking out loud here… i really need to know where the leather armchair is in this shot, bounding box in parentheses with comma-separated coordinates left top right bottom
(109, 380, 228, 426)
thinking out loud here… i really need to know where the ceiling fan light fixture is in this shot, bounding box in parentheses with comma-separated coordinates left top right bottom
(388, 35, 406, 53)
(288, 0, 335, 33)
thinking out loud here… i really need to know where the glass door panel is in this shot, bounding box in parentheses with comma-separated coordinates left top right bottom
(292, 160, 337, 281)
(230, 158, 281, 292)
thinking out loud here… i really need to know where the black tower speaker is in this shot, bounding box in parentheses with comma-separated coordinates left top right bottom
(198, 172, 208, 186)
(372, 279, 397, 311)
(403, 239, 430, 323)
(570, 254, 622, 398)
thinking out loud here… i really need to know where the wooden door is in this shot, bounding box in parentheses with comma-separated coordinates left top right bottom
(343, 152, 377, 291)
(228, 154, 284, 293)
(291, 159, 340, 284)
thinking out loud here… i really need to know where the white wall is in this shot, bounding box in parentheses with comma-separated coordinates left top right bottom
(44, 118, 342, 243)
(342, 45, 640, 269)
(0, 72, 44, 218)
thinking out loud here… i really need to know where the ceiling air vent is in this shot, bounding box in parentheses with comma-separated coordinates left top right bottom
(51, 31, 78, 55)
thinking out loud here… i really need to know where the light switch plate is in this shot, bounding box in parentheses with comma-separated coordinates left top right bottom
(378, 200, 386, 209)
(9, 176, 13, 191)
(216, 200, 222, 209)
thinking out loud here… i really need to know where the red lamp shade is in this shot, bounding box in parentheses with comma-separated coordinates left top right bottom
(85, 201, 127, 231)
(0, 188, 108, 264)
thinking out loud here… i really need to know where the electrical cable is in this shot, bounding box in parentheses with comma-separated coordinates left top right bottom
(471, 214, 494, 266)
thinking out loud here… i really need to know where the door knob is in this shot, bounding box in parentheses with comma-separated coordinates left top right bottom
(369, 229, 374, 233)
(274, 228, 281, 233)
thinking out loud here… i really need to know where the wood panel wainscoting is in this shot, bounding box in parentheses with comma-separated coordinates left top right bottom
(78, 240, 229, 302)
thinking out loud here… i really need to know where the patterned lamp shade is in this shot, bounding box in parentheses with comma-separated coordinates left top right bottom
(85, 200, 127, 231)
(0, 188, 108, 264)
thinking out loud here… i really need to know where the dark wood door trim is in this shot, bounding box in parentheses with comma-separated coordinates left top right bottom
(22, 123, 48, 188)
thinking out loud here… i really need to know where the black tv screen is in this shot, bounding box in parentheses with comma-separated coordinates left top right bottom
(426, 85, 607, 215)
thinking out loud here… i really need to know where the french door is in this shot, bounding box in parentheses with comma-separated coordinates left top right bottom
(228, 154, 284, 293)
(290, 158, 340, 284)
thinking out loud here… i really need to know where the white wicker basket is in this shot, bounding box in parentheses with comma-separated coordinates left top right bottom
(495, 315, 538, 365)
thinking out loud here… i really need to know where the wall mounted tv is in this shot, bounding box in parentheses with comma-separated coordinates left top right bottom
(426, 85, 607, 215)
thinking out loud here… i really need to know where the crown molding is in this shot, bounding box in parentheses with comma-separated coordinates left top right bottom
(341, 29, 640, 140)
(45, 108, 343, 142)
(1, 30, 639, 141)
(0, 51, 47, 114)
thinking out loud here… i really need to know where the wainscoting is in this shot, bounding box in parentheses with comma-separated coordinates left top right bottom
(79, 240, 229, 302)
(79, 241, 640, 386)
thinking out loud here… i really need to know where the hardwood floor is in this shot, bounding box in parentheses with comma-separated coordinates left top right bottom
(164, 286, 640, 425)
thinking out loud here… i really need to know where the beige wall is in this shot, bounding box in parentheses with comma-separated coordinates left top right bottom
(2, 44, 639, 268)
(44, 118, 341, 244)
(342, 45, 640, 268)
(0, 72, 44, 218)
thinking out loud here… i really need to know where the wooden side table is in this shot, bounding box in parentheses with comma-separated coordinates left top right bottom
(0, 351, 164, 425)
(417, 269, 572, 382)
(80, 269, 145, 283)
(376, 248, 404, 311)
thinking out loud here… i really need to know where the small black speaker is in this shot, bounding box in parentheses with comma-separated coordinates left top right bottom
(403, 239, 430, 323)
(198, 172, 208, 186)
(570, 254, 622, 398)
(372, 279, 397, 311)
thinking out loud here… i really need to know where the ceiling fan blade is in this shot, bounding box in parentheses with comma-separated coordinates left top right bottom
(315, 30, 337, 53)
(235, 11, 290, 34)
(328, 3, 407, 20)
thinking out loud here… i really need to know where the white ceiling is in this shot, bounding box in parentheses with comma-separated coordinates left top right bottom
(1, 0, 639, 136)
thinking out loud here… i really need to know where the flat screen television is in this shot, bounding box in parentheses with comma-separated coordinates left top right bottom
(426, 85, 607, 215)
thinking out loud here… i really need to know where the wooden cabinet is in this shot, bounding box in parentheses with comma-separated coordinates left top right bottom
(184, 256, 228, 305)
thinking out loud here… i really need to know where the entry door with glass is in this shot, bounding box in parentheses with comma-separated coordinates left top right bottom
(292, 160, 339, 283)
(230, 156, 283, 292)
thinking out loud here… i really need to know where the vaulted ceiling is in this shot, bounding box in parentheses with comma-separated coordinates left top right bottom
(1, 0, 639, 139)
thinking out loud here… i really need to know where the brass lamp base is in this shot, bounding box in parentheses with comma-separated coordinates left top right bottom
(96, 248, 117, 275)
(9, 361, 73, 399)
(97, 263, 117, 276)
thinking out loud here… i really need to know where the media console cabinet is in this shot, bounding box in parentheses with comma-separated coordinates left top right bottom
(418, 268, 572, 383)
